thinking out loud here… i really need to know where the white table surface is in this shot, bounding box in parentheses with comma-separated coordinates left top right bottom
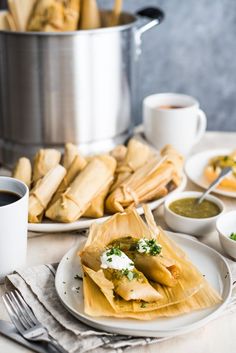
(0, 131, 236, 353)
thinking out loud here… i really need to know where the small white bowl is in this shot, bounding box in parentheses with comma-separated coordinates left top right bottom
(164, 191, 225, 237)
(216, 211, 236, 260)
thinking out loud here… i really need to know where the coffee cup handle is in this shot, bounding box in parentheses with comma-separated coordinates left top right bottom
(194, 109, 207, 145)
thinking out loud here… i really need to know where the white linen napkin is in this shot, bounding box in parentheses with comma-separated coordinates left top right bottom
(5, 232, 236, 353)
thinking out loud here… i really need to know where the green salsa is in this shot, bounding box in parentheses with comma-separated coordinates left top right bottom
(169, 197, 221, 219)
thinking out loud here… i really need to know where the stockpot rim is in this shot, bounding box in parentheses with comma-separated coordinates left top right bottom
(0, 9, 137, 36)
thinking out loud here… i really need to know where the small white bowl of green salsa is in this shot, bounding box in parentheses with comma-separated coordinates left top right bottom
(216, 211, 236, 260)
(164, 191, 225, 237)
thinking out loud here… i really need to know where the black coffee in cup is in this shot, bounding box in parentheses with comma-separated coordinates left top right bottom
(0, 190, 20, 207)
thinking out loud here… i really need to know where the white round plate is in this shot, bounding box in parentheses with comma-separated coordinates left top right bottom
(28, 174, 187, 233)
(185, 149, 236, 198)
(55, 232, 232, 338)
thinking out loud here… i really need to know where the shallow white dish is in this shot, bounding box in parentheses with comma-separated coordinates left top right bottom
(185, 149, 236, 198)
(164, 191, 225, 237)
(216, 211, 236, 260)
(55, 231, 232, 338)
(28, 174, 187, 233)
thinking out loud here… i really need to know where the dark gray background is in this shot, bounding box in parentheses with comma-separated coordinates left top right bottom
(99, 0, 236, 131)
(1, 0, 235, 131)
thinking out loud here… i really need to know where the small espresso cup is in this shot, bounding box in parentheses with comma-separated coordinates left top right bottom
(143, 93, 207, 155)
(0, 177, 29, 282)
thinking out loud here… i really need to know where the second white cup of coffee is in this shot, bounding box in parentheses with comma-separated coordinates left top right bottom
(143, 93, 207, 155)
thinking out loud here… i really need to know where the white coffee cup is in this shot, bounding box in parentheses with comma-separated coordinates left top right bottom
(143, 93, 207, 155)
(0, 177, 29, 282)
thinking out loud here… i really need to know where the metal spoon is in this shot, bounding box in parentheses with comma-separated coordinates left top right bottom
(197, 167, 232, 204)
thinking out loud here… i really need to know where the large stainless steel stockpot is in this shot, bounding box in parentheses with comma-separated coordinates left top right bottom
(0, 7, 164, 167)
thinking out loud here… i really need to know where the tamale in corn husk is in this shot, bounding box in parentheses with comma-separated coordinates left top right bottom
(8, 0, 36, 31)
(110, 144, 127, 167)
(110, 236, 181, 287)
(80, 207, 221, 319)
(106, 146, 184, 213)
(63, 143, 80, 169)
(12, 157, 32, 188)
(5, 12, 17, 30)
(109, 0, 123, 26)
(79, 0, 101, 29)
(32, 148, 61, 183)
(83, 183, 111, 218)
(106, 156, 175, 213)
(27, 0, 65, 31)
(110, 139, 154, 192)
(46, 155, 116, 223)
(49, 154, 87, 206)
(29, 164, 66, 223)
(161, 144, 184, 186)
(63, 0, 81, 31)
(0, 11, 10, 30)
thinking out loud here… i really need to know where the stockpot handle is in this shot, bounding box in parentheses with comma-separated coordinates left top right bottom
(136, 7, 164, 36)
(134, 7, 164, 58)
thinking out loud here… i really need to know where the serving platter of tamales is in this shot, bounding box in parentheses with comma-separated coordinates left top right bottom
(11, 139, 187, 232)
(55, 206, 231, 337)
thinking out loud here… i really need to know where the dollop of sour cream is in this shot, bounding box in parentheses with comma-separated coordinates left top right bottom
(100, 248, 134, 271)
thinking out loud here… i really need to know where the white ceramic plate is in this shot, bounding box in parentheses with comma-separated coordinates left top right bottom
(55, 232, 232, 338)
(28, 174, 187, 233)
(185, 149, 236, 198)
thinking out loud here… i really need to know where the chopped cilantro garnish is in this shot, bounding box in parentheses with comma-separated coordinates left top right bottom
(140, 302, 147, 308)
(230, 232, 236, 241)
(137, 238, 162, 255)
(122, 269, 137, 281)
(107, 247, 122, 257)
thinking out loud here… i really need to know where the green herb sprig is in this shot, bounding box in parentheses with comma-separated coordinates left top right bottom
(230, 232, 236, 241)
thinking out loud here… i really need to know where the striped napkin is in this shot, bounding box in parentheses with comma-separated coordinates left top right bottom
(5, 234, 236, 353)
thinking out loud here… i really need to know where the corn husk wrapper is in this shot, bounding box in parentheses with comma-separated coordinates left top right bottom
(0, 11, 10, 30)
(29, 164, 66, 223)
(5, 12, 16, 30)
(110, 144, 127, 167)
(106, 145, 184, 213)
(12, 157, 32, 188)
(46, 155, 116, 223)
(63, 0, 80, 31)
(8, 0, 36, 31)
(79, 0, 101, 29)
(109, 0, 122, 26)
(49, 154, 87, 206)
(83, 183, 111, 218)
(81, 207, 221, 319)
(110, 139, 154, 192)
(106, 156, 175, 213)
(161, 144, 184, 186)
(27, 0, 64, 31)
(63, 143, 80, 169)
(32, 148, 61, 183)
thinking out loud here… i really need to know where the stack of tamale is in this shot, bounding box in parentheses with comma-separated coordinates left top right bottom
(12, 139, 184, 224)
